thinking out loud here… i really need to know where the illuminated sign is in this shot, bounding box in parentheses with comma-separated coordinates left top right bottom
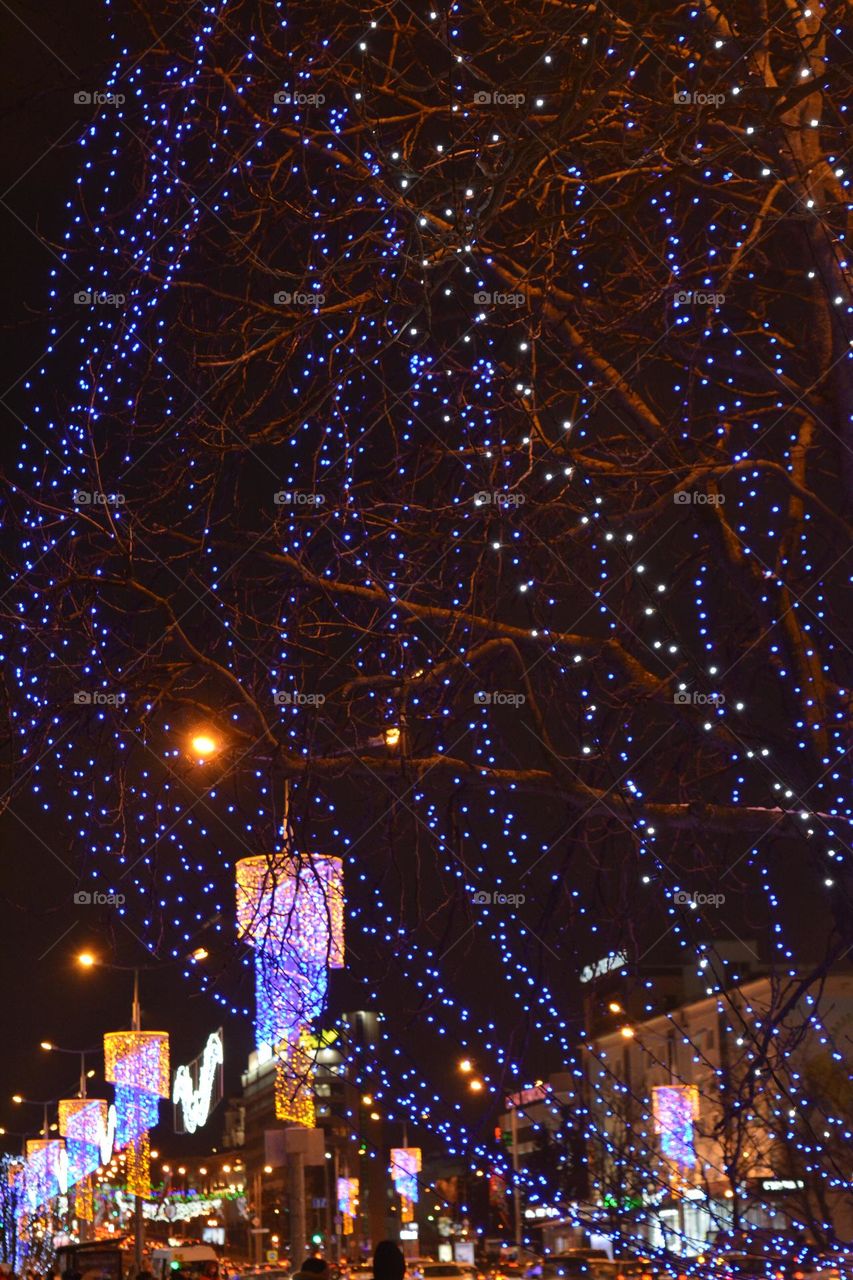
(504, 1084, 551, 1109)
(173, 1029, 225, 1134)
(579, 952, 627, 984)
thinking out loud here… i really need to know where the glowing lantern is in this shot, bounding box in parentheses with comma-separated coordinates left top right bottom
(236, 848, 344, 1122)
(58, 1098, 108, 1221)
(337, 1175, 359, 1235)
(104, 1030, 169, 1196)
(22, 1139, 65, 1213)
(652, 1084, 699, 1172)
(390, 1147, 422, 1222)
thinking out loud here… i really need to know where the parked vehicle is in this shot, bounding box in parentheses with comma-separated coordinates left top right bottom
(417, 1267, 477, 1280)
(527, 1256, 610, 1280)
(56, 1239, 128, 1280)
(151, 1246, 220, 1280)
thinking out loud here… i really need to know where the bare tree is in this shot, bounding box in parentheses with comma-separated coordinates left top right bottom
(3, 0, 853, 1244)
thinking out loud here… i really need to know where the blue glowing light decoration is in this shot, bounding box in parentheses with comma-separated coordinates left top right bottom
(58, 1097, 110, 1220)
(5, 0, 853, 1261)
(337, 1175, 359, 1235)
(652, 1085, 699, 1172)
(236, 848, 344, 1122)
(22, 1140, 65, 1215)
(389, 1147, 421, 1222)
(104, 1031, 170, 1196)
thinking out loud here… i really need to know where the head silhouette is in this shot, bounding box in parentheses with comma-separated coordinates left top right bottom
(373, 1241, 405, 1280)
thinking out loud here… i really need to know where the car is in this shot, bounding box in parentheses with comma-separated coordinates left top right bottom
(595, 1263, 659, 1280)
(712, 1257, 793, 1280)
(417, 1267, 477, 1280)
(527, 1258, 610, 1280)
(151, 1246, 221, 1280)
(489, 1264, 528, 1280)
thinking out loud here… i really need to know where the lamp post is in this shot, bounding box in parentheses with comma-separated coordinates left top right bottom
(77, 954, 148, 1275)
(509, 1103, 522, 1250)
(11, 1096, 54, 1140)
(40, 1042, 96, 1100)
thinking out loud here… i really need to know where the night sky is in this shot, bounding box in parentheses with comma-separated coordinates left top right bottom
(0, 0, 252, 1156)
(0, 0, 842, 1188)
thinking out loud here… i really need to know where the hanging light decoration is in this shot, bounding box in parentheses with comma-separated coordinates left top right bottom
(236, 833, 344, 1123)
(336, 1175, 359, 1235)
(390, 1147, 422, 1222)
(58, 1098, 108, 1221)
(104, 1031, 169, 1197)
(22, 1140, 65, 1215)
(652, 1084, 699, 1174)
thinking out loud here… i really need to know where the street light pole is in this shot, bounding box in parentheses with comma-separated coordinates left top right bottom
(510, 1103, 522, 1251)
(131, 968, 144, 1279)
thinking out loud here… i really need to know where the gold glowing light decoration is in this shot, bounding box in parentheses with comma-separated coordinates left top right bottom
(22, 1139, 66, 1214)
(274, 1030, 317, 1126)
(236, 843, 344, 1123)
(337, 1175, 359, 1235)
(58, 1098, 108, 1222)
(652, 1083, 700, 1173)
(390, 1147, 422, 1222)
(104, 1030, 169, 1197)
